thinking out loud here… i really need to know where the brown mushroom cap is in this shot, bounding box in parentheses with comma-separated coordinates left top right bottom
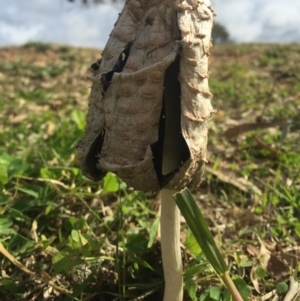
(77, 0, 215, 193)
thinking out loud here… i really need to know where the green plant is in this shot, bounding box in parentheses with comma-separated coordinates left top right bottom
(174, 188, 249, 301)
(0, 42, 299, 300)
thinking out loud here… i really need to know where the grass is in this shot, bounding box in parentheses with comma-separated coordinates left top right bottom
(0, 42, 299, 301)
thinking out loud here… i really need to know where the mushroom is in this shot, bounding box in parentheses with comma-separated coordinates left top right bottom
(77, 1, 214, 300)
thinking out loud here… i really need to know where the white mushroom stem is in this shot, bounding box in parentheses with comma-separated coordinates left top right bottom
(159, 1, 213, 298)
(161, 188, 183, 301)
(159, 60, 184, 299)
(160, 54, 184, 300)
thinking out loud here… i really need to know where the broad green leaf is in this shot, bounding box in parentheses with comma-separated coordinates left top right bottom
(0, 216, 13, 228)
(0, 181, 4, 194)
(71, 109, 86, 130)
(73, 217, 86, 230)
(0, 153, 13, 167)
(45, 204, 53, 215)
(185, 228, 202, 258)
(71, 230, 88, 245)
(65, 217, 76, 231)
(53, 251, 83, 274)
(293, 222, 300, 237)
(255, 266, 266, 278)
(40, 167, 56, 179)
(0, 165, 8, 184)
(184, 263, 209, 283)
(66, 217, 85, 231)
(0, 215, 16, 235)
(238, 260, 254, 268)
(0, 227, 16, 235)
(233, 278, 251, 301)
(1, 278, 16, 292)
(125, 234, 148, 253)
(71, 167, 79, 176)
(102, 172, 119, 193)
(200, 289, 210, 301)
(0, 153, 30, 177)
(17, 241, 36, 255)
(147, 217, 160, 248)
(210, 286, 221, 301)
(38, 236, 56, 249)
(276, 282, 288, 293)
(185, 281, 197, 301)
(133, 261, 139, 270)
(9, 159, 30, 176)
(223, 287, 232, 301)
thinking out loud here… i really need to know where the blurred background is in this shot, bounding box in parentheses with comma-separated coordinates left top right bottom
(1, 0, 300, 48)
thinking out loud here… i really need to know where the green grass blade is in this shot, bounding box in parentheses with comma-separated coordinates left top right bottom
(173, 187, 228, 275)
